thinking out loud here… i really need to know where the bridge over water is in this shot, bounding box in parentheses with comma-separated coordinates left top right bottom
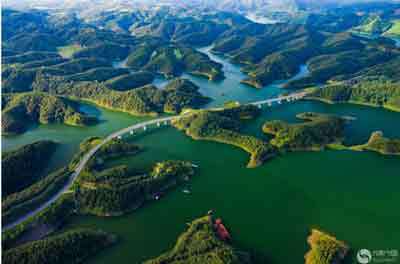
(3, 91, 309, 231)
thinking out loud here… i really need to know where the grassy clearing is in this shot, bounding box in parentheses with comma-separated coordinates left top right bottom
(57, 44, 83, 58)
(384, 20, 400, 36)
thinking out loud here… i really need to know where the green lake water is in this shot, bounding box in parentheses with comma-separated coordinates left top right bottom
(2, 47, 400, 264)
(65, 100, 400, 264)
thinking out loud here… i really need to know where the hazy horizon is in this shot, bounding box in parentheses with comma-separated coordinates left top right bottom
(3, 0, 400, 10)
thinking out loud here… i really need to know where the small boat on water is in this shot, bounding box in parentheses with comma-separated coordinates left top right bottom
(191, 163, 199, 168)
(214, 218, 231, 241)
(342, 115, 357, 121)
(182, 188, 191, 194)
(153, 192, 162, 200)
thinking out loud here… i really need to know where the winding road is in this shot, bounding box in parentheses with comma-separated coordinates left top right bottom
(3, 91, 308, 231)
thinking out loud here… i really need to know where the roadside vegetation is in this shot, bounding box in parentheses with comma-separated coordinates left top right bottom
(2, 167, 71, 225)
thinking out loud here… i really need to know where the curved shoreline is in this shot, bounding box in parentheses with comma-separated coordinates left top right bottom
(305, 96, 400, 112)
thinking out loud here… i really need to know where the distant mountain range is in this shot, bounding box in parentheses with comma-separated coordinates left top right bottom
(3, 0, 400, 25)
(4, 0, 398, 12)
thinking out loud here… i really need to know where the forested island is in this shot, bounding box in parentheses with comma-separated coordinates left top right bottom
(75, 137, 195, 215)
(305, 229, 349, 264)
(172, 105, 276, 168)
(262, 112, 346, 151)
(76, 159, 195, 215)
(144, 215, 253, 264)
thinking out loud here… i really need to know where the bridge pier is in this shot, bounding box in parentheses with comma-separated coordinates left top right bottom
(258, 104, 262, 109)
(164, 121, 168, 125)
(130, 130, 134, 135)
(278, 100, 282, 104)
(157, 122, 160, 127)
(268, 102, 272, 107)
(143, 126, 147, 131)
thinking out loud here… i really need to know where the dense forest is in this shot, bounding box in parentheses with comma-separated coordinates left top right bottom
(104, 71, 155, 91)
(2, 92, 97, 135)
(33, 76, 210, 116)
(126, 43, 224, 80)
(310, 80, 400, 111)
(3, 228, 116, 264)
(2, 140, 58, 196)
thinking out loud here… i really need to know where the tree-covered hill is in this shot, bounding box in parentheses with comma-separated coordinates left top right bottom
(33, 75, 210, 116)
(2, 92, 97, 135)
(72, 42, 132, 61)
(70, 137, 196, 216)
(172, 105, 276, 168)
(104, 72, 155, 91)
(5, 33, 64, 53)
(144, 215, 253, 264)
(262, 112, 346, 151)
(3, 228, 116, 264)
(131, 16, 229, 46)
(126, 43, 223, 80)
(211, 15, 400, 88)
(2, 140, 58, 197)
(310, 79, 400, 111)
(352, 15, 393, 35)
